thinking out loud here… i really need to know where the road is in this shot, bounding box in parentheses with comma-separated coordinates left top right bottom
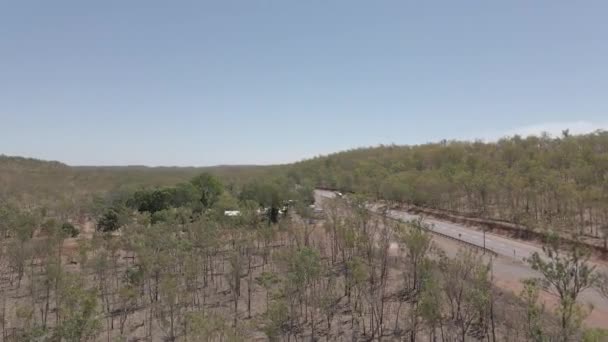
(314, 189, 608, 328)
(388, 209, 542, 260)
(314, 189, 540, 260)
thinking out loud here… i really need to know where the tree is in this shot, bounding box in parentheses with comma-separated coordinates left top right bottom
(598, 272, 608, 299)
(97, 206, 127, 232)
(394, 219, 433, 341)
(240, 180, 286, 223)
(157, 276, 183, 341)
(7, 239, 30, 288)
(397, 219, 432, 291)
(184, 312, 243, 342)
(54, 274, 102, 341)
(417, 269, 444, 341)
(440, 250, 492, 341)
(117, 285, 138, 336)
(61, 222, 79, 238)
(227, 250, 243, 328)
(4, 208, 38, 289)
(191, 173, 224, 208)
(520, 279, 545, 341)
(257, 271, 280, 311)
(294, 202, 316, 246)
(289, 247, 323, 339)
(214, 191, 240, 217)
(318, 275, 339, 335)
(170, 182, 200, 208)
(262, 299, 290, 341)
(129, 188, 172, 213)
(526, 235, 598, 340)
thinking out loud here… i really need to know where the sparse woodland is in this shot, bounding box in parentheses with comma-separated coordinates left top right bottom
(289, 132, 608, 249)
(1, 132, 608, 341)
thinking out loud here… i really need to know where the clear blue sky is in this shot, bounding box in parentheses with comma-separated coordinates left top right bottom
(1, 1, 607, 166)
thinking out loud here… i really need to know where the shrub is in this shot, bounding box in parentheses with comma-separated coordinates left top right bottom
(61, 222, 79, 238)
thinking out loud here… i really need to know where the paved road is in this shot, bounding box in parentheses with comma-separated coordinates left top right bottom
(314, 189, 608, 328)
(387, 209, 542, 261)
(315, 189, 540, 261)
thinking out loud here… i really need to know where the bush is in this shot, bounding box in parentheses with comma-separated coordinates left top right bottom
(97, 207, 127, 232)
(61, 222, 79, 238)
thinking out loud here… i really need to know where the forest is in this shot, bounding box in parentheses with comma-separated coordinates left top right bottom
(288, 131, 608, 250)
(0, 132, 608, 341)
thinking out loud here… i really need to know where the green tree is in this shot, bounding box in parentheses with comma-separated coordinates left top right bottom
(214, 191, 240, 216)
(417, 269, 445, 341)
(520, 279, 546, 341)
(170, 182, 200, 208)
(55, 274, 101, 342)
(240, 179, 287, 223)
(262, 299, 290, 341)
(440, 250, 492, 341)
(61, 222, 79, 238)
(191, 172, 224, 208)
(526, 235, 598, 340)
(97, 206, 128, 232)
(256, 271, 280, 311)
(397, 219, 432, 291)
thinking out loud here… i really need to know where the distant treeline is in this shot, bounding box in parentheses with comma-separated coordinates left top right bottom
(0, 155, 284, 220)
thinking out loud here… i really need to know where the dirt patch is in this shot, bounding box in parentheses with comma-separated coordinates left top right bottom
(493, 274, 608, 329)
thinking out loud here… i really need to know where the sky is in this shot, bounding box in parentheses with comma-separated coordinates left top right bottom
(1, 1, 607, 166)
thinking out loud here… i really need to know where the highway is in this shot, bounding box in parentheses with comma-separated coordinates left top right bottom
(315, 189, 540, 261)
(387, 209, 542, 261)
(314, 189, 608, 328)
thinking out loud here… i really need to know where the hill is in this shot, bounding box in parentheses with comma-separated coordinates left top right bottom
(288, 132, 608, 245)
(3, 131, 608, 243)
(0, 155, 276, 217)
